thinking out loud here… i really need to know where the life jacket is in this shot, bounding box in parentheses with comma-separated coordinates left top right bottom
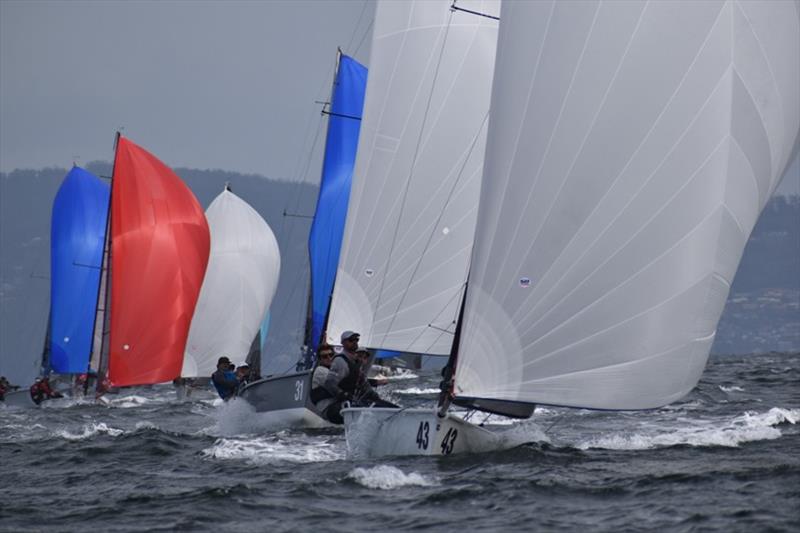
(30, 382, 45, 404)
(334, 353, 361, 395)
(211, 369, 238, 400)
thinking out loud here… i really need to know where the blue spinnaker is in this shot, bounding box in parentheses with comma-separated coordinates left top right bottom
(49, 166, 110, 374)
(308, 54, 367, 351)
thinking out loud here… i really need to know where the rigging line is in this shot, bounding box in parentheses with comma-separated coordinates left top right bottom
(353, 18, 374, 57)
(379, 111, 489, 349)
(273, 255, 309, 332)
(363, 177, 476, 299)
(347, 6, 433, 270)
(450, 1, 500, 21)
(280, 112, 325, 241)
(296, 261, 312, 348)
(399, 281, 464, 352)
(321, 109, 362, 121)
(373, 9, 456, 348)
(345, 0, 371, 52)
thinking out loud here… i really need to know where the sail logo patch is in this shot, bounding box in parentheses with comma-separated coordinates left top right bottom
(519, 277, 531, 288)
(364, 269, 374, 277)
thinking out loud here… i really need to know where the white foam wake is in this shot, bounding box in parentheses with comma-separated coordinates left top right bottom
(578, 407, 799, 451)
(719, 385, 745, 393)
(386, 369, 418, 381)
(396, 387, 439, 395)
(103, 395, 152, 408)
(348, 465, 438, 490)
(202, 436, 344, 465)
(55, 422, 124, 441)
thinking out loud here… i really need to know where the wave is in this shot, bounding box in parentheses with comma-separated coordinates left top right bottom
(202, 436, 345, 465)
(396, 387, 439, 395)
(54, 422, 124, 441)
(718, 385, 745, 393)
(386, 370, 419, 381)
(347, 465, 438, 490)
(577, 407, 799, 451)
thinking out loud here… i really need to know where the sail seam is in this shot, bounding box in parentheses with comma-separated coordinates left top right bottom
(508, 65, 734, 335)
(486, 0, 603, 297)
(495, 1, 650, 306)
(518, 143, 728, 360)
(502, 2, 730, 330)
(733, 0, 786, 181)
(373, 8, 457, 347)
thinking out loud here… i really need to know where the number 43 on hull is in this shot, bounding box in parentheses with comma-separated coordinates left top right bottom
(342, 407, 509, 458)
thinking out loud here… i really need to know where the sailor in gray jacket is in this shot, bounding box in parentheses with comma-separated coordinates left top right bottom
(310, 344, 336, 418)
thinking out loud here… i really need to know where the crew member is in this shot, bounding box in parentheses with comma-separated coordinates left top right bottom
(309, 344, 336, 418)
(212, 356, 240, 400)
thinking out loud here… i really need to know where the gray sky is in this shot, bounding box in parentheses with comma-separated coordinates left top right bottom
(0, 0, 798, 193)
(0, 0, 374, 182)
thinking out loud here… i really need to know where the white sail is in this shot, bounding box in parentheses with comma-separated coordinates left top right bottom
(182, 189, 280, 377)
(326, 0, 500, 354)
(455, 0, 800, 410)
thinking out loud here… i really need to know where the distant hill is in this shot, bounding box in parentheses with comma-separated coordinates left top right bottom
(1, 166, 798, 383)
(713, 194, 800, 354)
(0, 164, 317, 384)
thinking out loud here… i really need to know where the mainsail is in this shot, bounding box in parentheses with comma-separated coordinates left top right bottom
(307, 52, 367, 351)
(453, 0, 800, 412)
(49, 166, 110, 374)
(108, 136, 210, 387)
(182, 187, 280, 377)
(325, 0, 500, 355)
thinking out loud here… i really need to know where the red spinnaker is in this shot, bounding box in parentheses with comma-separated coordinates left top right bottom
(108, 136, 210, 386)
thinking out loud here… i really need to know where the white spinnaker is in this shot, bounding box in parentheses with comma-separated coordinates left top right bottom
(455, 0, 800, 410)
(326, 0, 499, 354)
(182, 189, 280, 377)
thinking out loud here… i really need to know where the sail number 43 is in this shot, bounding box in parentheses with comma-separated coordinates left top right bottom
(416, 421, 429, 450)
(415, 422, 458, 454)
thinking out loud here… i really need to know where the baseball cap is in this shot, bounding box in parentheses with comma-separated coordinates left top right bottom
(340, 330, 360, 342)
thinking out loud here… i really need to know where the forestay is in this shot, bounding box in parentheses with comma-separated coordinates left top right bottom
(326, 0, 500, 354)
(454, 0, 800, 411)
(182, 188, 280, 377)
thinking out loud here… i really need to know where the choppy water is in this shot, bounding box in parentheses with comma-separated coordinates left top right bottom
(1, 353, 798, 532)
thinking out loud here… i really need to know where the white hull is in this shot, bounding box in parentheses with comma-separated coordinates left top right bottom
(342, 407, 517, 458)
(249, 406, 334, 430)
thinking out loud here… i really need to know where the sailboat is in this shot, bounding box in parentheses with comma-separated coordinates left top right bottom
(342, 0, 800, 457)
(93, 134, 210, 389)
(2, 166, 109, 407)
(180, 184, 280, 388)
(237, 51, 368, 425)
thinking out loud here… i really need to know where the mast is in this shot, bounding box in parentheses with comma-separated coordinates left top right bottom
(88, 131, 120, 393)
(39, 309, 52, 377)
(437, 282, 468, 417)
(305, 46, 342, 359)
